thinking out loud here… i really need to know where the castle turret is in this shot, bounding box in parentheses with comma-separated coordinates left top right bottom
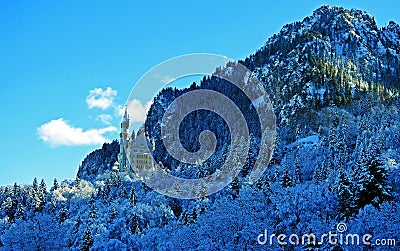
(119, 106, 129, 172)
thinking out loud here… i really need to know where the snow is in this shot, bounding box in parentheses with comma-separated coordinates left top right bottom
(1, 5, 400, 250)
(289, 135, 319, 149)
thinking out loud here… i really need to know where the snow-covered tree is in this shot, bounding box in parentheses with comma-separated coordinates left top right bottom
(281, 170, 292, 188)
(130, 187, 137, 206)
(73, 214, 82, 235)
(53, 178, 60, 191)
(58, 203, 68, 224)
(130, 213, 140, 235)
(293, 156, 302, 184)
(352, 149, 392, 210)
(81, 226, 93, 251)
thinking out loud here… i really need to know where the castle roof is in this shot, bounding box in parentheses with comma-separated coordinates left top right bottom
(131, 133, 150, 150)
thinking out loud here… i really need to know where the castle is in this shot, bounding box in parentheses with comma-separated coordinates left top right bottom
(114, 107, 155, 173)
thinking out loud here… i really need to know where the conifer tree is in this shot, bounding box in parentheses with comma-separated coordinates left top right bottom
(75, 177, 81, 189)
(4, 196, 16, 223)
(88, 197, 97, 220)
(58, 203, 68, 224)
(109, 206, 118, 222)
(130, 187, 137, 206)
(352, 149, 392, 210)
(32, 177, 38, 192)
(15, 203, 25, 221)
(230, 177, 240, 199)
(29, 178, 41, 212)
(53, 178, 60, 191)
(130, 214, 140, 235)
(293, 156, 302, 184)
(273, 169, 280, 182)
(337, 171, 356, 218)
(281, 170, 292, 188)
(73, 215, 82, 235)
(81, 226, 93, 251)
(39, 179, 47, 209)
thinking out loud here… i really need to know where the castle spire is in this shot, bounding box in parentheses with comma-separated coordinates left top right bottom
(123, 105, 129, 120)
(121, 105, 129, 129)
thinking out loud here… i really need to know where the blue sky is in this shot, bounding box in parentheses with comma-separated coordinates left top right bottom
(0, 0, 399, 186)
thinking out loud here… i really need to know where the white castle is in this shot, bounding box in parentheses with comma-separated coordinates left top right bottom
(114, 107, 155, 173)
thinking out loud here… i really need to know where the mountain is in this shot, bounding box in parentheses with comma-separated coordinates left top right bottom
(146, 5, 400, 180)
(244, 5, 399, 123)
(1, 6, 399, 250)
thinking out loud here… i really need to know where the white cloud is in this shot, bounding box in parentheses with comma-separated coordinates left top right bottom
(153, 73, 175, 84)
(86, 87, 117, 110)
(118, 99, 153, 123)
(161, 76, 175, 84)
(37, 118, 117, 147)
(96, 114, 113, 125)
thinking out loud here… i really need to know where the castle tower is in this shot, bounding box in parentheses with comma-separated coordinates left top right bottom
(119, 106, 129, 172)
